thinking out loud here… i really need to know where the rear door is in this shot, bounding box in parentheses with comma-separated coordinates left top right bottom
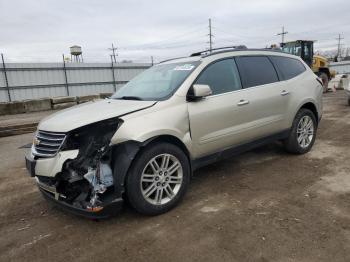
(231, 56, 290, 140)
(269, 55, 308, 127)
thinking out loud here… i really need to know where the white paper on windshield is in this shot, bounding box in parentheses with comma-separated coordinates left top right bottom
(174, 64, 195, 71)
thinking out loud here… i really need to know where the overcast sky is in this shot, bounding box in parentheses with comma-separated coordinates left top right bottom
(0, 0, 349, 63)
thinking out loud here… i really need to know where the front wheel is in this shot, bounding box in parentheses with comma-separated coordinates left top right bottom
(284, 109, 317, 154)
(126, 142, 190, 215)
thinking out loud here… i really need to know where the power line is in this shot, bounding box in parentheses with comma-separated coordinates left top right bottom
(212, 27, 243, 40)
(119, 24, 207, 50)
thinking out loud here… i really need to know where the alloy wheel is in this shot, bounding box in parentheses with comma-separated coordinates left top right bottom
(140, 154, 183, 205)
(297, 115, 314, 148)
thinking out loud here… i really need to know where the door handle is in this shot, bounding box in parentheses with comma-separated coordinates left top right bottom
(281, 90, 290, 96)
(237, 100, 249, 106)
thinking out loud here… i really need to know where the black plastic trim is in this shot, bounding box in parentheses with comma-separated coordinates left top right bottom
(39, 187, 123, 219)
(25, 154, 36, 177)
(111, 141, 143, 198)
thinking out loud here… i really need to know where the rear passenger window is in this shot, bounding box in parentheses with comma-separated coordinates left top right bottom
(235, 56, 279, 88)
(270, 56, 306, 80)
(195, 59, 241, 95)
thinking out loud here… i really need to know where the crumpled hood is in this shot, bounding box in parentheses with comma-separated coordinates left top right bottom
(38, 99, 156, 133)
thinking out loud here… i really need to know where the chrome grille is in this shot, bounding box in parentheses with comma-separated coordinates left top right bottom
(32, 130, 66, 158)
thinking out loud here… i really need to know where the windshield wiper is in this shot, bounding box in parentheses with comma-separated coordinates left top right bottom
(115, 96, 143, 101)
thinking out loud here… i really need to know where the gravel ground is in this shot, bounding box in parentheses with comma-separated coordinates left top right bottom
(0, 91, 349, 262)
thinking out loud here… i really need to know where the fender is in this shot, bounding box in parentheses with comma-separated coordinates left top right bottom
(110, 138, 162, 198)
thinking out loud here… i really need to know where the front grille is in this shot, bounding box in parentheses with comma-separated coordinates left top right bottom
(32, 130, 66, 158)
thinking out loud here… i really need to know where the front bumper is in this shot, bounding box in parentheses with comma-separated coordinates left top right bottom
(39, 187, 123, 219)
(25, 153, 123, 219)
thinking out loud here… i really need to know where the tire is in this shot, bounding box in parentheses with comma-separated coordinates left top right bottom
(284, 108, 317, 154)
(319, 72, 329, 93)
(126, 142, 190, 215)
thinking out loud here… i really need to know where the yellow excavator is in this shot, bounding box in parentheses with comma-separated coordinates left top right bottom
(281, 40, 335, 92)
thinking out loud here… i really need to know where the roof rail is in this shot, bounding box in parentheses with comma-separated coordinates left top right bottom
(190, 45, 247, 57)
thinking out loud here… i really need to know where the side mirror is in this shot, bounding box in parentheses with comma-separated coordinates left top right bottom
(189, 84, 212, 100)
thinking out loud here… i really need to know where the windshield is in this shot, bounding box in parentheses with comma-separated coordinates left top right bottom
(111, 61, 200, 101)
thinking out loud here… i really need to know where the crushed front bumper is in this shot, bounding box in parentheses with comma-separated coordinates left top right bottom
(25, 153, 123, 219)
(39, 187, 123, 219)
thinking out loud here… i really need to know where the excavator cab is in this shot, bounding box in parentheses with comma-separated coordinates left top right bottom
(281, 40, 314, 67)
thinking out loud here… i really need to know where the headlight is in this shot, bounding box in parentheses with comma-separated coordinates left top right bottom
(62, 117, 123, 151)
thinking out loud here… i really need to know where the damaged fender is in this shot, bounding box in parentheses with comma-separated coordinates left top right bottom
(111, 141, 143, 198)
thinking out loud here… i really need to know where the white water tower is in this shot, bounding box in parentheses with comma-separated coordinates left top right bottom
(70, 45, 83, 62)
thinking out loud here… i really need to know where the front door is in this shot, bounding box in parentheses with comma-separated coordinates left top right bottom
(187, 58, 243, 158)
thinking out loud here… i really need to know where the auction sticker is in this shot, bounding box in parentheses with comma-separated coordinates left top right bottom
(174, 64, 195, 71)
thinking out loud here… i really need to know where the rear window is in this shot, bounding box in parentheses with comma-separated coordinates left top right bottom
(235, 56, 279, 88)
(270, 56, 306, 80)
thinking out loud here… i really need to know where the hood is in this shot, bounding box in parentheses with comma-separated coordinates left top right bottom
(38, 99, 156, 133)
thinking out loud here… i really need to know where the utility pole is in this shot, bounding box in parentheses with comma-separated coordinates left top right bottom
(108, 43, 118, 63)
(336, 34, 344, 58)
(62, 54, 70, 96)
(208, 18, 213, 52)
(110, 55, 117, 92)
(277, 26, 288, 46)
(1, 53, 11, 102)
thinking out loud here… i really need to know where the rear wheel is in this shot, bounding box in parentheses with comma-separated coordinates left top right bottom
(126, 142, 190, 215)
(319, 72, 329, 93)
(284, 108, 317, 154)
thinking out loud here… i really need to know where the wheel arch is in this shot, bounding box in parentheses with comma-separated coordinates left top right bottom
(110, 134, 193, 198)
(299, 102, 319, 125)
(143, 135, 192, 161)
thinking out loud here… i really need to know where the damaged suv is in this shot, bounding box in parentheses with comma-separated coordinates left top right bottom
(25, 47, 323, 218)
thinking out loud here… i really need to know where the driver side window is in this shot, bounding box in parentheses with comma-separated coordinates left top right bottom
(195, 59, 242, 95)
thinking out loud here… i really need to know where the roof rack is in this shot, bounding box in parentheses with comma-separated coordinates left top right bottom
(190, 45, 248, 57)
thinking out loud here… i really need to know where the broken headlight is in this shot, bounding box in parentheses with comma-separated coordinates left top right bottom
(62, 117, 122, 152)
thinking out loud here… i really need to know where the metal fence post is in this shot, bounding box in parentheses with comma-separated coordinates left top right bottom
(62, 54, 70, 96)
(1, 53, 11, 102)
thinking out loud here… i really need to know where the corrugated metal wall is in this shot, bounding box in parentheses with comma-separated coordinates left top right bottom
(330, 61, 350, 74)
(0, 62, 150, 102)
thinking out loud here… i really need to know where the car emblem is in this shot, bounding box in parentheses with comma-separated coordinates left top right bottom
(33, 137, 40, 146)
